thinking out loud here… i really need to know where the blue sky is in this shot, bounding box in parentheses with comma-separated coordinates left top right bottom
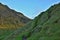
(0, 0, 60, 19)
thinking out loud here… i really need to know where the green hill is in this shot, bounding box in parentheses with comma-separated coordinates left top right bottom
(4, 3, 60, 40)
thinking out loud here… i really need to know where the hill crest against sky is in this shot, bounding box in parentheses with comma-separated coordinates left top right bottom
(0, 3, 31, 29)
(0, 0, 60, 19)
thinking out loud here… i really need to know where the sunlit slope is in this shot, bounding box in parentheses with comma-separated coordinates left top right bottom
(0, 3, 31, 29)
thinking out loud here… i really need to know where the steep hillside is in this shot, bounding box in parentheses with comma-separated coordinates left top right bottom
(26, 3, 60, 40)
(0, 3, 31, 40)
(4, 3, 60, 40)
(0, 3, 31, 29)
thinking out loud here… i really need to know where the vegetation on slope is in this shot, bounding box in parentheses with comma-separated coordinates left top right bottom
(4, 3, 60, 40)
(0, 3, 31, 29)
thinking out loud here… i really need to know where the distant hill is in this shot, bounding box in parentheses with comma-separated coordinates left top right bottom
(4, 3, 60, 40)
(0, 3, 31, 29)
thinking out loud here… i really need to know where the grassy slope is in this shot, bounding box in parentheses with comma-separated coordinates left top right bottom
(3, 3, 60, 40)
(15, 3, 60, 40)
